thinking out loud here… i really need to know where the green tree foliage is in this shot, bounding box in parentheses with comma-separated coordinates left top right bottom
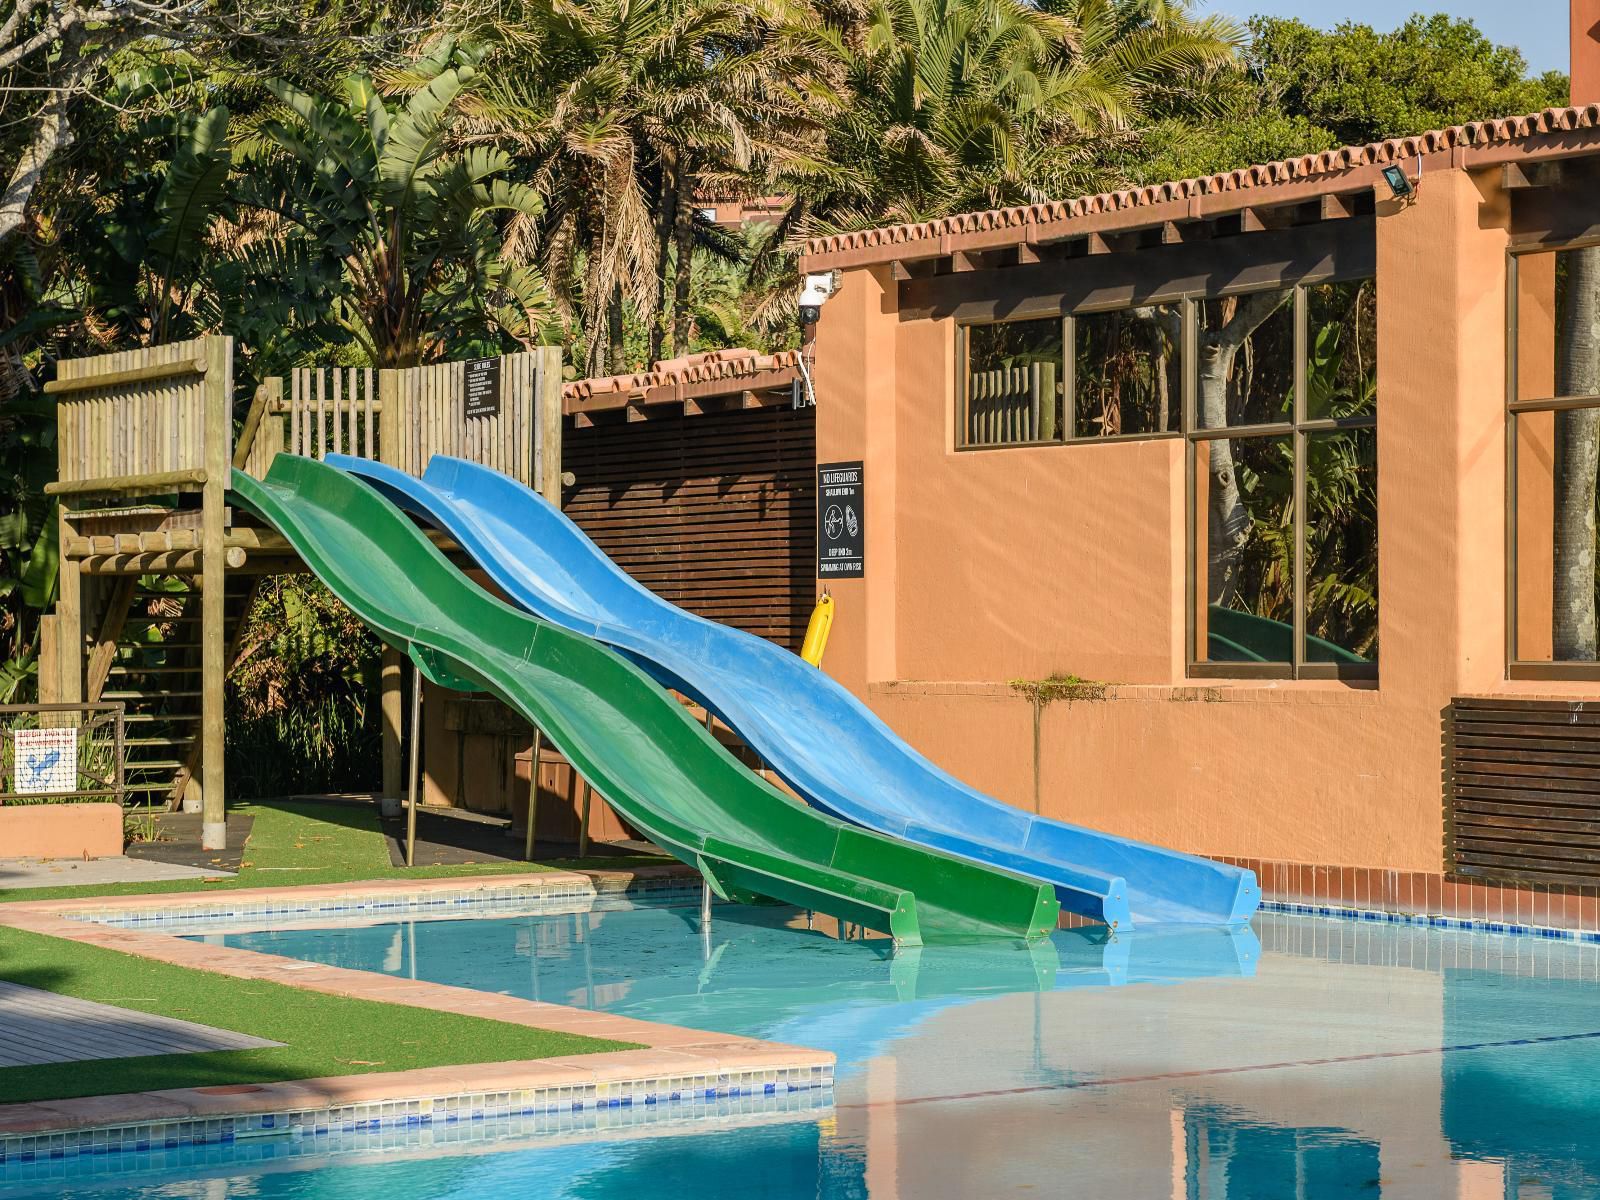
(1127, 14, 1570, 184)
(473, 0, 821, 374)
(227, 576, 383, 797)
(790, 0, 1241, 230)
(239, 39, 551, 368)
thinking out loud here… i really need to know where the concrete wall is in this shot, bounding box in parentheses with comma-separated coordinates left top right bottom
(811, 165, 1589, 875)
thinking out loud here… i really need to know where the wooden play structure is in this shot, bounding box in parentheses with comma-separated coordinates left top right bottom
(38, 335, 562, 849)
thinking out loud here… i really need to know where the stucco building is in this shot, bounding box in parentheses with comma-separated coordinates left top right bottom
(795, 5, 1600, 926)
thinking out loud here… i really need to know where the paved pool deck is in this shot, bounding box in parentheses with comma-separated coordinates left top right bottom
(0, 857, 234, 889)
(0, 868, 833, 1142)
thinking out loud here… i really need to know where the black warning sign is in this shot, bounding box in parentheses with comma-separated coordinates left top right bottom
(464, 357, 502, 419)
(817, 461, 864, 579)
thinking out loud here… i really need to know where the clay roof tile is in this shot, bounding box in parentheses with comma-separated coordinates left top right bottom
(804, 104, 1600, 264)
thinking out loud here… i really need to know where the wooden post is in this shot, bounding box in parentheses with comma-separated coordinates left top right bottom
(405, 667, 422, 868)
(523, 727, 543, 861)
(84, 576, 137, 702)
(37, 616, 57, 705)
(199, 335, 232, 850)
(55, 504, 82, 706)
(381, 647, 403, 798)
(377, 368, 400, 468)
(578, 780, 592, 857)
(536, 346, 563, 505)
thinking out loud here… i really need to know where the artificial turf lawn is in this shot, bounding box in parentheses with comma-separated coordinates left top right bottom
(0, 923, 640, 1104)
(0, 798, 672, 904)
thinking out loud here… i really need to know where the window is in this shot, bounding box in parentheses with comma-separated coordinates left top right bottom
(1508, 244, 1600, 676)
(1072, 305, 1181, 438)
(959, 318, 1065, 447)
(1189, 280, 1378, 678)
(952, 275, 1378, 680)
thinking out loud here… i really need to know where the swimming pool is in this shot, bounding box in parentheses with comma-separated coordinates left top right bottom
(11, 893, 1600, 1198)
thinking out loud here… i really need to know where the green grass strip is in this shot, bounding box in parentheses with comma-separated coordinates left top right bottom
(0, 924, 639, 1104)
(0, 799, 671, 904)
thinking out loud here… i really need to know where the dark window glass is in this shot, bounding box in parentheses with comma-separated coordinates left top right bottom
(1072, 305, 1181, 438)
(1195, 290, 1294, 429)
(1305, 280, 1377, 422)
(963, 320, 1063, 447)
(1193, 435, 1294, 665)
(1511, 247, 1600, 664)
(1304, 427, 1378, 663)
(1516, 247, 1600, 403)
(1513, 407, 1600, 662)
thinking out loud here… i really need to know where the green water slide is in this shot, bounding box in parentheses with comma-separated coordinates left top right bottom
(230, 457, 1059, 945)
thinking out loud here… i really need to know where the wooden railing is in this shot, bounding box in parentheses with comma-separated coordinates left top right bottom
(284, 366, 379, 461)
(382, 351, 556, 486)
(44, 336, 232, 498)
(964, 362, 1058, 447)
(239, 348, 562, 493)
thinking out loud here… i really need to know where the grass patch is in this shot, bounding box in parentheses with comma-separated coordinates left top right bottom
(0, 924, 638, 1104)
(0, 798, 673, 904)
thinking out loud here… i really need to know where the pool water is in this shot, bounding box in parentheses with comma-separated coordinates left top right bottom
(15, 895, 1600, 1199)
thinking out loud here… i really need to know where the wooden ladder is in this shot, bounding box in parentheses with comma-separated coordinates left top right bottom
(88, 574, 258, 808)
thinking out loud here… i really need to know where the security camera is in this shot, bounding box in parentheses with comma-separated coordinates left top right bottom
(798, 271, 840, 324)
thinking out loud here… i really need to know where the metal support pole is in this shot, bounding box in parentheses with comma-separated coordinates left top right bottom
(701, 878, 712, 928)
(405, 668, 422, 868)
(578, 780, 592, 857)
(523, 727, 543, 862)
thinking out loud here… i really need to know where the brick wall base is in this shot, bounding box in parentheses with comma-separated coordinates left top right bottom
(1055, 858, 1600, 936)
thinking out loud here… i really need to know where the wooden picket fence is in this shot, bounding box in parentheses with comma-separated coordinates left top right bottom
(242, 349, 561, 492)
(965, 362, 1058, 447)
(287, 366, 379, 462)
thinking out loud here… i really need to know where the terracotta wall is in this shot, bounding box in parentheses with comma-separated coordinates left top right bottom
(810, 165, 1590, 876)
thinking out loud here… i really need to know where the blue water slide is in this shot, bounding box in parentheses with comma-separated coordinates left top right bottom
(329, 453, 1260, 929)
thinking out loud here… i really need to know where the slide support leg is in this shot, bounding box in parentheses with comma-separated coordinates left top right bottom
(405, 670, 422, 868)
(523, 727, 543, 862)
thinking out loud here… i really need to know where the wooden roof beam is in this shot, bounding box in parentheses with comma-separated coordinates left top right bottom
(1502, 160, 1566, 190)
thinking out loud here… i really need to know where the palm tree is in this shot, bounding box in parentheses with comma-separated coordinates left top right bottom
(237, 39, 550, 368)
(473, 0, 823, 375)
(780, 0, 1240, 233)
(736, 0, 1240, 339)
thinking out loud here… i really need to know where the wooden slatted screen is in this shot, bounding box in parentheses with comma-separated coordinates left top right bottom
(1447, 697, 1600, 886)
(562, 405, 816, 652)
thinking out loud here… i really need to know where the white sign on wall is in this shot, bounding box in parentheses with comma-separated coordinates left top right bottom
(12, 727, 78, 794)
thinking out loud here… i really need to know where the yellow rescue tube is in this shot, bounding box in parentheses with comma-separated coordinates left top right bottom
(801, 591, 834, 667)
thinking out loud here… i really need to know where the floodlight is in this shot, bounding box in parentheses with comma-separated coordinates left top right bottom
(1381, 164, 1414, 200)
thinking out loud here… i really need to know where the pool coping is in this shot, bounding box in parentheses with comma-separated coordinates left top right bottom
(0, 869, 836, 1154)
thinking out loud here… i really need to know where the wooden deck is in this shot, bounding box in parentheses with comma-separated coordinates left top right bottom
(0, 981, 279, 1067)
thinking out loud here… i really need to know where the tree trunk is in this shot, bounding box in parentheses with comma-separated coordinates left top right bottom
(671, 189, 696, 355)
(1553, 246, 1600, 658)
(650, 150, 679, 363)
(1196, 292, 1290, 605)
(0, 88, 72, 247)
(608, 281, 625, 375)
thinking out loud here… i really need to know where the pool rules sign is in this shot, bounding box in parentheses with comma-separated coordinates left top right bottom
(463, 357, 501, 419)
(817, 461, 864, 579)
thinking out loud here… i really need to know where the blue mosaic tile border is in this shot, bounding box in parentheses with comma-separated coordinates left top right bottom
(1263, 900, 1600, 942)
(0, 1062, 833, 1180)
(72, 874, 697, 933)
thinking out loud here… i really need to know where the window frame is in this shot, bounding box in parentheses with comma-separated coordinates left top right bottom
(1504, 236, 1600, 681)
(950, 261, 1377, 681)
(1184, 280, 1378, 682)
(955, 315, 1070, 452)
